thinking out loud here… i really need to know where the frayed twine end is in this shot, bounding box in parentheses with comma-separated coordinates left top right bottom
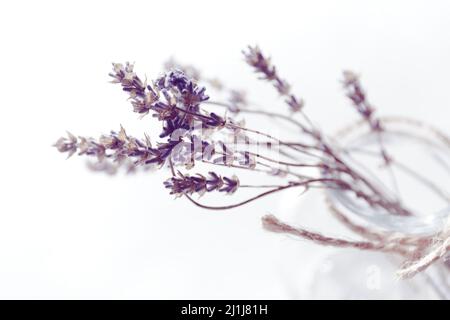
(262, 214, 288, 233)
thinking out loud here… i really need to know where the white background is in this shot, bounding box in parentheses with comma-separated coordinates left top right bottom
(0, 0, 449, 299)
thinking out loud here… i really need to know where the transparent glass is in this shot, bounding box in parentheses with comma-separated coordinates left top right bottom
(307, 117, 450, 299)
(325, 117, 450, 235)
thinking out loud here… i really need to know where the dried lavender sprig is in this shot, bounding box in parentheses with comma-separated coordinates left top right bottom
(54, 126, 158, 165)
(164, 58, 249, 114)
(110, 63, 225, 139)
(342, 71, 383, 132)
(109, 62, 156, 115)
(57, 125, 292, 174)
(341, 70, 401, 198)
(241, 48, 357, 159)
(243, 46, 304, 113)
(54, 127, 216, 168)
(164, 171, 239, 197)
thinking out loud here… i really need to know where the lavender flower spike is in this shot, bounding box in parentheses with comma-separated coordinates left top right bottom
(164, 171, 239, 197)
(243, 46, 304, 112)
(54, 126, 161, 166)
(109, 62, 159, 115)
(342, 70, 382, 131)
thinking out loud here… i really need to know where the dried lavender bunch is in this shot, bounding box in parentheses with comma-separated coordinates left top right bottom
(55, 46, 450, 281)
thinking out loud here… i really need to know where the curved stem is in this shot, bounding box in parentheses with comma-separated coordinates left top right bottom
(185, 183, 300, 210)
(184, 178, 351, 211)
